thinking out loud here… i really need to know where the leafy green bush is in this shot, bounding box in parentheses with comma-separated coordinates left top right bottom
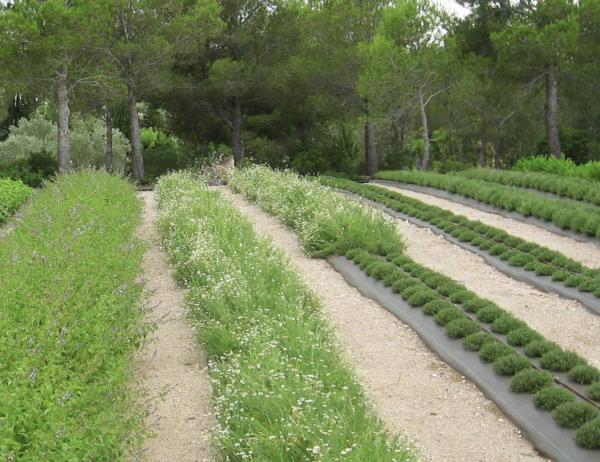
(553, 402, 598, 429)
(423, 299, 454, 316)
(587, 382, 600, 401)
(479, 342, 515, 363)
(476, 305, 505, 323)
(0, 171, 144, 459)
(507, 327, 543, 347)
(435, 307, 465, 326)
(407, 288, 438, 307)
(493, 355, 531, 375)
(445, 318, 481, 338)
(514, 155, 600, 183)
(463, 332, 496, 351)
(491, 315, 526, 335)
(158, 172, 418, 461)
(576, 419, 600, 449)
(569, 365, 600, 385)
(524, 340, 559, 358)
(0, 177, 33, 222)
(540, 350, 585, 372)
(510, 369, 554, 393)
(533, 386, 576, 411)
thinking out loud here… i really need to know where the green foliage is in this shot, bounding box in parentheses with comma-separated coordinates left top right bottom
(533, 386, 576, 411)
(435, 307, 465, 326)
(587, 382, 600, 401)
(407, 288, 438, 307)
(553, 402, 598, 429)
(422, 299, 454, 316)
(510, 369, 554, 393)
(479, 342, 515, 363)
(0, 177, 33, 222)
(0, 171, 144, 459)
(490, 314, 526, 335)
(156, 172, 419, 461)
(568, 365, 600, 385)
(539, 350, 585, 372)
(493, 354, 531, 375)
(515, 156, 600, 182)
(524, 340, 559, 358)
(0, 151, 56, 187)
(476, 305, 505, 323)
(507, 327, 543, 347)
(445, 318, 481, 338)
(576, 419, 600, 449)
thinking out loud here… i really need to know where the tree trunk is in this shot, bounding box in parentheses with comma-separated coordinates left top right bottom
(128, 89, 144, 180)
(479, 135, 487, 168)
(545, 63, 561, 158)
(105, 107, 113, 172)
(418, 88, 431, 171)
(364, 118, 377, 178)
(56, 67, 72, 173)
(494, 138, 502, 169)
(232, 97, 244, 167)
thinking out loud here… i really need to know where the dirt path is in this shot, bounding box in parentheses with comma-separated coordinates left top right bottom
(221, 188, 545, 462)
(134, 191, 214, 462)
(376, 182, 600, 269)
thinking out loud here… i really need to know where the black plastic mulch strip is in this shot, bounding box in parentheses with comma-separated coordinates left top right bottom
(337, 189, 600, 317)
(327, 255, 600, 462)
(373, 179, 600, 246)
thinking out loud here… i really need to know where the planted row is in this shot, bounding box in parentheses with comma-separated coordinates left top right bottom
(156, 172, 418, 461)
(233, 167, 600, 449)
(455, 168, 600, 207)
(0, 171, 145, 460)
(0, 177, 33, 223)
(347, 248, 600, 449)
(320, 176, 600, 300)
(375, 169, 600, 238)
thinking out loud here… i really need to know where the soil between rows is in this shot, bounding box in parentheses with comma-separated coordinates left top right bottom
(221, 187, 545, 462)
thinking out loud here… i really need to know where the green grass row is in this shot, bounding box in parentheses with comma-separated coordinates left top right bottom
(514, 155, 600, 182)
(320, 176, 600, 300)
(455, 168, 600, 207)
(0, 177, 33, 223)
(346, 248, 600, 449)
(375, 169, 600, 238)
(232, 167, 600, 450)
(156, 171, 418, 461)
(0, 171, 145, 460)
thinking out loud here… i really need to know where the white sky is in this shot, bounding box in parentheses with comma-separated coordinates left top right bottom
(434, 0, 471, 17)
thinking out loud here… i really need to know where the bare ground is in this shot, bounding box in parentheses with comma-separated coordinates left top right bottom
(221, 187, 546, 462)
(133, 191, 215, 462)
(376, 182, 600, 268)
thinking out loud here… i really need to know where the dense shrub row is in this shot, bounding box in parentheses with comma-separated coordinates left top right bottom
(456, 168, 600, 207)
(230, 166, 404, 257)
(514, 155, 600, 182)
(0, 177, 33, 223)
(346, 248, 600, 448)
(156, 172, 418, 461)
(375, 170, 600, 238)
(0, 171, 145, 460)
(233, 167, 600, 449)
(320, 176, 600, 300)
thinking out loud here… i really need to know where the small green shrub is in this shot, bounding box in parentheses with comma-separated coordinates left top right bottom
(407, 289, 438, 307)
(587, 382, 600, 401)
(476, 305, 505, 323)
(463, 332, 496, 351)
(479, 342, 515, 363)
(423, 299, 454, 316)
(392, 278, 418, 293)
(401, 286, 422, 300)
(510, 369, 553, 393)
(507, 253, 530, 267)
(491, 315, 526, 335)
(523, 340, 558, 358)
(493, 354, 531, 375)
(436, 282, 458, 296)
(533, 386, 576, 411)
(506, 327, 543, 347)
(446, 318, 481, 338)
(576, 419, 600, 449)
(553, 402, 598, 429)
(435, 307, 465, 326)
(569, 365, 600, 385)
(539, 350, 585, 372)
(463, 298, 489, 313)
(449, 289, 473, 304)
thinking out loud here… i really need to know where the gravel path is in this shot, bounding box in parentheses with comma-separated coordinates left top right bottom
(222, 187, 545, 462)
(376, 182, 600, 268)
(134, 191, 215, 462)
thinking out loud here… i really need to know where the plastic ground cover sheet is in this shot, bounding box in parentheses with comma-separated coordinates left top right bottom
(339, 189, 600, 316)
(373, 179, 600, 246)
(327, 255, 600, 462)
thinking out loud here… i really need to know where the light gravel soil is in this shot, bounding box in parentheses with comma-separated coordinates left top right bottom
(221, 187, 546, 462)
(376, 182, 600, 269)
(133, 191, 215, 462)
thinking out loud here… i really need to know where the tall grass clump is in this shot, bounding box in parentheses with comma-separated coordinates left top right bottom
(514, 156, 600, 182)
(230, 166, 404, 256)
(157, 171, 418, 461)
(0, 177, 33, 222)
(0, 171, 144, 460)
